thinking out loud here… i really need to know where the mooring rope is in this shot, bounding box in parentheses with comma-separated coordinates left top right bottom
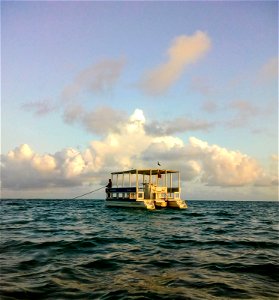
(71, 186, 106, 200)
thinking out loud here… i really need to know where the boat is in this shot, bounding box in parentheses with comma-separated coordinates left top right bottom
(105, 169, 188, 210)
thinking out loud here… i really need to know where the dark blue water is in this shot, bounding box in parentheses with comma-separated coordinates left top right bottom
(1, 200, 278, 300)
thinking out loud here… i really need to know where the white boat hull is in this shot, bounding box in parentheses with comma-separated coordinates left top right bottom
(167, 199, 187, 209)
(106, 199, 155, 210)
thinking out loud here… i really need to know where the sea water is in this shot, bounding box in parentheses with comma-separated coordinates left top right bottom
(1, 199, 278, 299)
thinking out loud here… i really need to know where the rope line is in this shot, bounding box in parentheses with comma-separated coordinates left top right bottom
(71, 186, 106, 200)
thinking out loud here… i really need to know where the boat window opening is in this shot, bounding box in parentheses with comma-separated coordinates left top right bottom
(122, 173, 128, 188)
(129, 174, 135, 188)
(178, 172, 181, 190)
(130, 192, 136, 199)
(160, 193, 167, 199)
(174, 192, 180, 199)
(136, 170, 138, 193)
(137, 192, 144, 199)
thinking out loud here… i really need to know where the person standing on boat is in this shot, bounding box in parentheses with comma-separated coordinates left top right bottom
(106, 179, 112, 198)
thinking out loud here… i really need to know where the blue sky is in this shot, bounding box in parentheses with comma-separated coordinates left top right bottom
(1, 1, 278, 200)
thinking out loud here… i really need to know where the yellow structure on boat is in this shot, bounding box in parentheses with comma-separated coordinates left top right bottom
(106, 169, 187, 210)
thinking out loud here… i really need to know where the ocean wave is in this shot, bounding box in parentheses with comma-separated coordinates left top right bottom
(1, 200, 279, 300)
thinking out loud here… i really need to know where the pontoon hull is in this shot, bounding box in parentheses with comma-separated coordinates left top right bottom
(155, 199, 167, 208)
(167, 199, 188, 209)
(106, 198, 187, 210)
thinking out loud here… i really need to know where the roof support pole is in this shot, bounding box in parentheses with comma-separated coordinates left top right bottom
(156, 170, 158, 186)
(178, 172, 181, 192)
(136, 169, 138, 193)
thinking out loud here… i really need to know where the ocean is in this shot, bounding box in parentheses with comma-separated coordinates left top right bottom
(1, 199, 278, 300)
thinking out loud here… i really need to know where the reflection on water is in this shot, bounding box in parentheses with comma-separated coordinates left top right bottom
(1, 199, 279, 299)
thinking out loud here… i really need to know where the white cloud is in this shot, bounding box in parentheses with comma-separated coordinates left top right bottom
(187, 137, 264, 187)
(32, 154, 56, 172)
(129, 108, 146, 124)
(139, 31, 211, 95)
(1, 110, 277, 199)
(7, 144, 34, 161)
(1, 110, 151, 190)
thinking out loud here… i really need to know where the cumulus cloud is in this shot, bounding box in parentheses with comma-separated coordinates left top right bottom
(1, 109, 152, 190)
(140, 135, 276, 188)
(62, 58, 125, 101)
(7, 144, 34, 160)
(139, 31, 211, 95)
(187, 137, 265, 187)
(1, 110, 276, 197)
(1, 144, 103, 190)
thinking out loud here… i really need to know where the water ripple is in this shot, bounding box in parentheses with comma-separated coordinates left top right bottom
(1, 199, 278, 299)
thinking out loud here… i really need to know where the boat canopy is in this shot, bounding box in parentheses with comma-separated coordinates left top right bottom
(111, 169, 179, 175)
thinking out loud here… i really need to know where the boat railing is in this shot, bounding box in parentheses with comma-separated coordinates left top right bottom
(107, 186, 180, 200)
(107, 187, 142, 200)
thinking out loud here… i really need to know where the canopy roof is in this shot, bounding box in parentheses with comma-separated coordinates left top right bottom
(111, 169, 179, 175)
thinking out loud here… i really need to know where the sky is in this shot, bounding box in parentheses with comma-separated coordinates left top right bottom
(1, 1, 278, 200)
